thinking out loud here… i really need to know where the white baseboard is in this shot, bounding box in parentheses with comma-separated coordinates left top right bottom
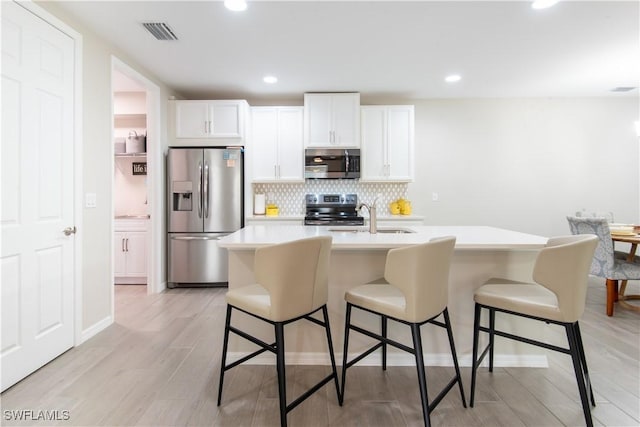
(227, 351, 548, 368)
(79, 315, 113, 344)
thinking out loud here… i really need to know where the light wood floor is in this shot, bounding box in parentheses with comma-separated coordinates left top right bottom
(2, 278, 639, 426)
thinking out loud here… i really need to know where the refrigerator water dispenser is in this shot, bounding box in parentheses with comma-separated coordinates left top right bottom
(172, 181, 193, 211)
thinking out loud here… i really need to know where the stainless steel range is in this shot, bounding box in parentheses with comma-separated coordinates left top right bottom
(304, 194, 365, 226)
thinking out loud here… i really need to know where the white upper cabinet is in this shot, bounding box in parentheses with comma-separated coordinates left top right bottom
(174, 100, 246, 139)
(361, 105, 414, 182)
(304, 93, 360, 147)
(251, 107, 304, 182)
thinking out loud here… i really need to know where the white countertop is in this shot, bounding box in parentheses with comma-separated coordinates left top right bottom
(218, 225, 547, 250)
(245, 214, 424, 221)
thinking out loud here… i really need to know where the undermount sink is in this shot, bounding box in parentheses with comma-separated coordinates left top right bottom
(328, 227, 367, 233)
(328, 227, 416, 234)
(376, 228, 416, 234)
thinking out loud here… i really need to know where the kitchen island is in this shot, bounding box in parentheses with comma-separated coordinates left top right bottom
(218, 225, 549, 367)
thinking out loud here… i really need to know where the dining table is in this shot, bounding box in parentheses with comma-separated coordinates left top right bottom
(612, 230, 640, 311)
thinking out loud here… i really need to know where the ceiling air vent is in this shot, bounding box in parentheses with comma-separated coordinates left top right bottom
(609, 86, 637, 92)
(142, 22, 178, 41)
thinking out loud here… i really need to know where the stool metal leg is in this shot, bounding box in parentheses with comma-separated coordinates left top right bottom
(574, 322, 596, 406)
(411, 323, 431, 427)
(381, 315, 388, 371)
(488, 308, 495, 372)
(566, 323, 594, 427)
(340, 303, 352, 402)
(275, 322, 287, 427)
(443, 308, 467, 407)
(217, 305, 233, 406)
(469, 303, 481, 407)
(321, 305, 342, 405)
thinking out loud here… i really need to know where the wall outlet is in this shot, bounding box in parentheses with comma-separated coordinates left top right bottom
(85, 193, 97, 208)
(432, 192, 439, 202)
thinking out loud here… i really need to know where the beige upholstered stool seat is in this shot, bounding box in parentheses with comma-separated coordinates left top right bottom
(469, 235, 599, 427)
(217, 236, 340, 427)
(474, 278, 563, 322)
(225, 284, 271, 319)
(340, 236, 466, 427)
(345, 284, 406, 319)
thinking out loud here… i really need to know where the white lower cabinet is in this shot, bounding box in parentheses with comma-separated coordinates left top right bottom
(114, 219, 148, 284)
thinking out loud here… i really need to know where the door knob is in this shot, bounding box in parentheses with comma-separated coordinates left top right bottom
(63, 226, 77, 236)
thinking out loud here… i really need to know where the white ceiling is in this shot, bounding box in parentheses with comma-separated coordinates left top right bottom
(56, 0, 639, 101)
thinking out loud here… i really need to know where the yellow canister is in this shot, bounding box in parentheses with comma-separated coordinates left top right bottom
(266, 204, 279, 216)
(400, 200, 412, 215)
(389, 201, 400, 215)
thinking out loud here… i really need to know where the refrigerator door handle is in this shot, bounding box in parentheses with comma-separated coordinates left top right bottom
(204, 161, 210, 218)
(197, 161, 203, 218)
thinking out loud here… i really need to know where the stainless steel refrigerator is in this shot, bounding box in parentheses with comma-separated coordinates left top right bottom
(167, 147, 243, 287)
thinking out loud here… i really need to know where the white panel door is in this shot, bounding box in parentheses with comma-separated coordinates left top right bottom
(360, 107, 387, 180)
(276, 108, 303, 181)
(1, 1, 76, 391)
(113, 232, 127, 276)
(250, 107, 279, 180)
(210, 102, 242, 138)
(331, 94, 360, 147)
(124, 232, 147, 277)
(175, 101, 210, 138)
(387, 107, 413, 181)
(304, 94, 332, 147)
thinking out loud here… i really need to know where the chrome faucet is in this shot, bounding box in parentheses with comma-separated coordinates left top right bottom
(358, 197, 379, 234)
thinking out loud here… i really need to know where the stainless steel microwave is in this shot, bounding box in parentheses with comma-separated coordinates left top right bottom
(304, 149, 360, 179)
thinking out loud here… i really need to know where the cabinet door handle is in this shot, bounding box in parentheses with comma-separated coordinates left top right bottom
(122, 238, 125, 252)
(274, 165, 277, 178)
(126, 238, 129, 252)
(209, 120, 213, 135)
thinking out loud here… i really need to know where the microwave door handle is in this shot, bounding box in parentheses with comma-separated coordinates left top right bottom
(203, 161, 210, 218)
(198, 161, 203, 218)
(344, 150, 349, 173)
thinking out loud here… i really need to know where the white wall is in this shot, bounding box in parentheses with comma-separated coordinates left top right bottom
(114, 157, 148, 216)
(407, 98, 639, 236)
(33, 1, 640, 334)
(35, 1, 177, 333)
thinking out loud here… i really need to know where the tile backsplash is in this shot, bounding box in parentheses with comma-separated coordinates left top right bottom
(252, 181, 409, 216)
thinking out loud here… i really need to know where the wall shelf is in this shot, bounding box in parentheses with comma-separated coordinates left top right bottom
(114, 113, 146, 129)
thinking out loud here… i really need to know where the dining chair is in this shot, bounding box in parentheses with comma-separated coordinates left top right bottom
(340, 236, 466, 427)
(567, 216, 640, 316)
(217, 236, 340, 427)
(469, 234, 599, 427)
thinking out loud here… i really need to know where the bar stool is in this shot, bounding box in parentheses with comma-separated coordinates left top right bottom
(217, 236, 341, 427)
(469, 235, 598, 427)
(340, 237, 466, 427)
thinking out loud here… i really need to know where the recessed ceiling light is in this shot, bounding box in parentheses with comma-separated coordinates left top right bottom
(263, 75, 278, 84)
(445, 74, 461, 83)
(531, 0, 559, 10)
(224, 0, 247, 12)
